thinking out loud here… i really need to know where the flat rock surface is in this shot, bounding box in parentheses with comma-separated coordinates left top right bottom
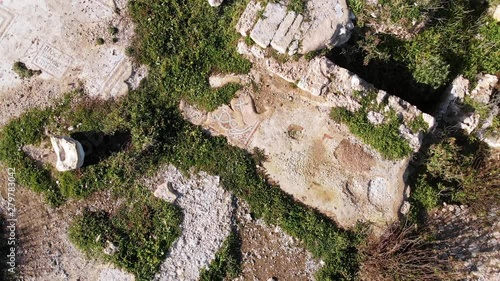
(250, 2, 287, 48)
(0, 0, 143, 126)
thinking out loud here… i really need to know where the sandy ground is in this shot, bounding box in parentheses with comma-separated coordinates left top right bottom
(0, 165, 133, 281)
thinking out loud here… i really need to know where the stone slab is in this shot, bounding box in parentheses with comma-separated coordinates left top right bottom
(250, 2, 287, 48)
(236, 0, 263, 37)
(270, 11, 297, 53)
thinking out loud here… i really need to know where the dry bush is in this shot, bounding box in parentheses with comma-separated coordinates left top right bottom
(359, 222, 455, 281)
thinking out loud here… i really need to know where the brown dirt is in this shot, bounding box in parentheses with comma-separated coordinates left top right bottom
(334, 139, 376, 173)
(0, 165, 125, 280)
(235, 202, 319, 281)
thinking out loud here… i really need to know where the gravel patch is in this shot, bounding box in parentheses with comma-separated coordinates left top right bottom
(152, 165, 234, 281)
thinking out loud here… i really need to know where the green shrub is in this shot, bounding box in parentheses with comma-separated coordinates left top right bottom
(12, 61, 40, 79)
(96, 38, 105, 45)
(288, 0, 306, 14)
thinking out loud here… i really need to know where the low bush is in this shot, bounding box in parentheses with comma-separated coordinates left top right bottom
(12, 61, 41, 79)
(359, 222, 453, 281)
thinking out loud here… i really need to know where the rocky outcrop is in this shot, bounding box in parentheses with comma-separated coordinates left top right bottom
(50, 136, 85, 171)
(300, 0, 353, 53)
(237, 40, 433, 152)
(439, 74, 499, 148)
(238, 0, 353, 55)
(493, 5, 500, 22)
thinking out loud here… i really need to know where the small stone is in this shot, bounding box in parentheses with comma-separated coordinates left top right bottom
(367, 111, 384, 125)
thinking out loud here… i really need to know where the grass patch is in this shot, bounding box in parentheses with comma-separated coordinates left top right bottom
(69, 189, 182, 281)
(12, 61, 41, 79)
(330, 92, 413, 160)
(410, 134, 499, 219)
(199, 230, 241, 281)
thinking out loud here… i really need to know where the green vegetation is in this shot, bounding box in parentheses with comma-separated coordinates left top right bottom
(0, 0, 363, 279)
(108, 26, 119, 35)
(69, 191, 182, 281)
(336, 0, 499, 108)
(96, 38, 105, 45)
(288, 0, 307, 14)
(410, 134, 499, 218)
(407, 114, 428, 134)
(199, 230, 241, 281)
(330, 92, 413, 160)
(12, 61, 40, 79)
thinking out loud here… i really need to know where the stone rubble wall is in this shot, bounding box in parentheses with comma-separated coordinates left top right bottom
(439, 74, 499, 148)
(236, 40, 434, 152)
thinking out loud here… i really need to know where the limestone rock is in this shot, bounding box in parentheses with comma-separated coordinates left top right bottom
(470, 74, 498, 104)
(460, 113, 480, 134)
(368, 177, 393, 211)
(493, 5, 500, 22)
(399, 124, 423, 151)
(367, 111, 384, 125)
(208, 0, 223, 7)
(297, 57, 334, 96)
(422, 113, 436, 130)
(250, 3, 287, 48)
(484, 133, 500, 149)
(103, 240, 119, 255)
(299, 0, 353, 53)
(153, 182, 178, 203)
(50, 136, 85, 172)
(236, 0, 263, 36)
(400, 201, 411, 215)
(271, 12, 302, 54)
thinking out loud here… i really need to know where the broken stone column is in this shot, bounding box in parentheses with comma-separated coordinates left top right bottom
(50, 136, 85, 171)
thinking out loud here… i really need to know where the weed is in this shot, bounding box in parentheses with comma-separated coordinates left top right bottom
(12, 62, 41, 79)
(360, 221, 454, 281)
(330, 93, 413, 160)
(288, 0, 306, 14)
(199, 230, 241, 280)
(108, 26, 119, 35)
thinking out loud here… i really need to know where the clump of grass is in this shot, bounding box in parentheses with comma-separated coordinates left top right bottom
(69, 190, 182, 281)
(199, 230, 241, 281)
(96, 38, 105, 45)
(360, 222, 453, 281)
(330, 92, 413, 160)
(408, 114, 428, 134)
(108, 25, 119, 35)
(288, 0, 306, 14)
(12, 61, 41, 79)
(410, 133, 499, 217)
